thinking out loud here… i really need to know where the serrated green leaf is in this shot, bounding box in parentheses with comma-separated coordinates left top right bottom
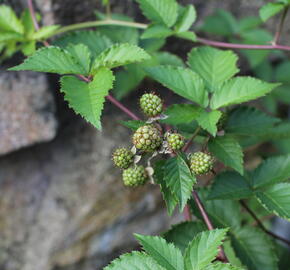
(154, 160, 178, 215)
(161, 104, 201, 125)
(0, 31, 23, 42)
(190, 189, 242, 229)
(154, 52, 185, 67)
(208, 171, 252, 200)
(174, 31, 196, 41)
(164, 154, 196, 211)
(259, 2, 285, 22)
(60, 68, 114, 130)
(223, 241, 244, 269)
(0, 5, 24, 34)
(135, 234, 184, 270)
(21, 41, 36, 56)
(9, 46, 87, 75)
(92, 43, 150, 72)
(120, 120, 146, 130)
(104, 251, 166, 270)
(251, 154, 290, 188)
(188, 47, 239, 92)
(209, 136, 244, 175)
(175, 5, 196, 32)
(163, 221, 206, 253)
(231, 227, 278, 270)
(200, 9, 238, 37)
(203, 262, 243, 270)
(256, 183, 290, 220)
(184, 229, 228, 270)
(225, 106, 280, 136)
(145, 65, 208, 107)
(65, 44, 92, 75)
(196, 110, 221, 136)
(32, 25, 60, 39)
(20, 9, 34, 37)
(141, 24, 173, 39)
(210, 77, 280, 109)
(54, 31, 112, 58)
(135, 0, 178, 27)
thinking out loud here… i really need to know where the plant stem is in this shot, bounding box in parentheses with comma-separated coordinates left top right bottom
(183, 205, 192, 221)
(192, 190, 228, 262)
(27, 0, 39, 30)
(273, 6, 289, 45)
(49, 18, 290, 51)
(182, 127, 201, 152)
(53, 19, 147, 36)
(240, 200, 290, 246)
(196, 37, 290, 51)
(106, 95, 140, 120)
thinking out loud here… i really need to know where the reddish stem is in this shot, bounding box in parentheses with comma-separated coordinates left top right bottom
(106, 95, 140, 120)
(183, 205, 192, 221)
(196, 37, 290, 51)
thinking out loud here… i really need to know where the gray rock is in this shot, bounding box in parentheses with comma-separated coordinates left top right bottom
(0, 71, 57, 156)
(0, 116, 179, 270)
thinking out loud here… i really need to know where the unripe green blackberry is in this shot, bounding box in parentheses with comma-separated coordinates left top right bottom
(189, 152, 214, 175)
(217, 111, 228, 130)
(140, 93, 163, 117)
(132, 125, 162, 152)
(122, 165, 148, 187)
(166, 133, 185, 150)
(112, 148, 134, 169)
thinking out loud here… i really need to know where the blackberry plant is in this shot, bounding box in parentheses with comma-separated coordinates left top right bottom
(3, 0, 290, 269)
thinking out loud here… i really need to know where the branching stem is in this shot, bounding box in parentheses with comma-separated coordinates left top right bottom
(240, 200, 290, 246)
(273, 6, 289, 45)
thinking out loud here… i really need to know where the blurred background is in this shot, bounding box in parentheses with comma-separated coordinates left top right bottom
(0, 0, 290, 269)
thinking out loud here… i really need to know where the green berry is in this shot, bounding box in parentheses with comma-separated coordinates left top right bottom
(140, 93, 163, 117)
(112, 148, 134, 169)
(166, 133, 185, 150)
(217, 111, 228, 131)
(189, 152, 214, 175)
(122, 165, 148, 187)
(132, 124, 162, 152)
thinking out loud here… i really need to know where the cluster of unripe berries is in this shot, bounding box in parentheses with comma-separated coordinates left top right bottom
(112, 93, 214, 187)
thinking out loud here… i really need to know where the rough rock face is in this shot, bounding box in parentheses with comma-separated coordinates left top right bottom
(0, 115, 176, 270)
(0, 71, 57, 155)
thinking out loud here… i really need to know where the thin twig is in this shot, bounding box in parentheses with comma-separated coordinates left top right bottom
(273, 6, 289, 45)
(183, 205, 192, 221)
(192, 190, 228, 262)
(240, 200, 290, 246)
(182, 127, 201, 152)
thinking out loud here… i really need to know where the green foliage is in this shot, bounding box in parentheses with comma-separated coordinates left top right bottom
(60, 68, 114, 130)
(208, 136, 244, 175)
(250, 154, 290, 188)
(231, 227, 278, 270)
(196, 110, 221, 136)
(187, 47, 239, 92)
(161, 104, 201, 125)
(184, 229, 228, 270)
(0, 5, 24, 34)
(135, 234, 184, 270)
(145, 65, 208, 107)
(210, 77, 280, 110)
(208, 171, 252, 200)
(164, 154, 196, 211)
(225, 106, 280, 136)
(259, 2, 286, 22)
(92, 43, 151, 71)
(135, 0, 178, 27)
(174, 5, 196, 33)
(256, 183, 290, 220)
(103, 251, 166, 270)
(163, 221, 206, 253)
(10, 46, 89, 75)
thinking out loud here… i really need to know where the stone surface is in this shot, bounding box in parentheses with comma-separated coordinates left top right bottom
(0, 71, 57, 155)
(0, 115, 178, 270)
